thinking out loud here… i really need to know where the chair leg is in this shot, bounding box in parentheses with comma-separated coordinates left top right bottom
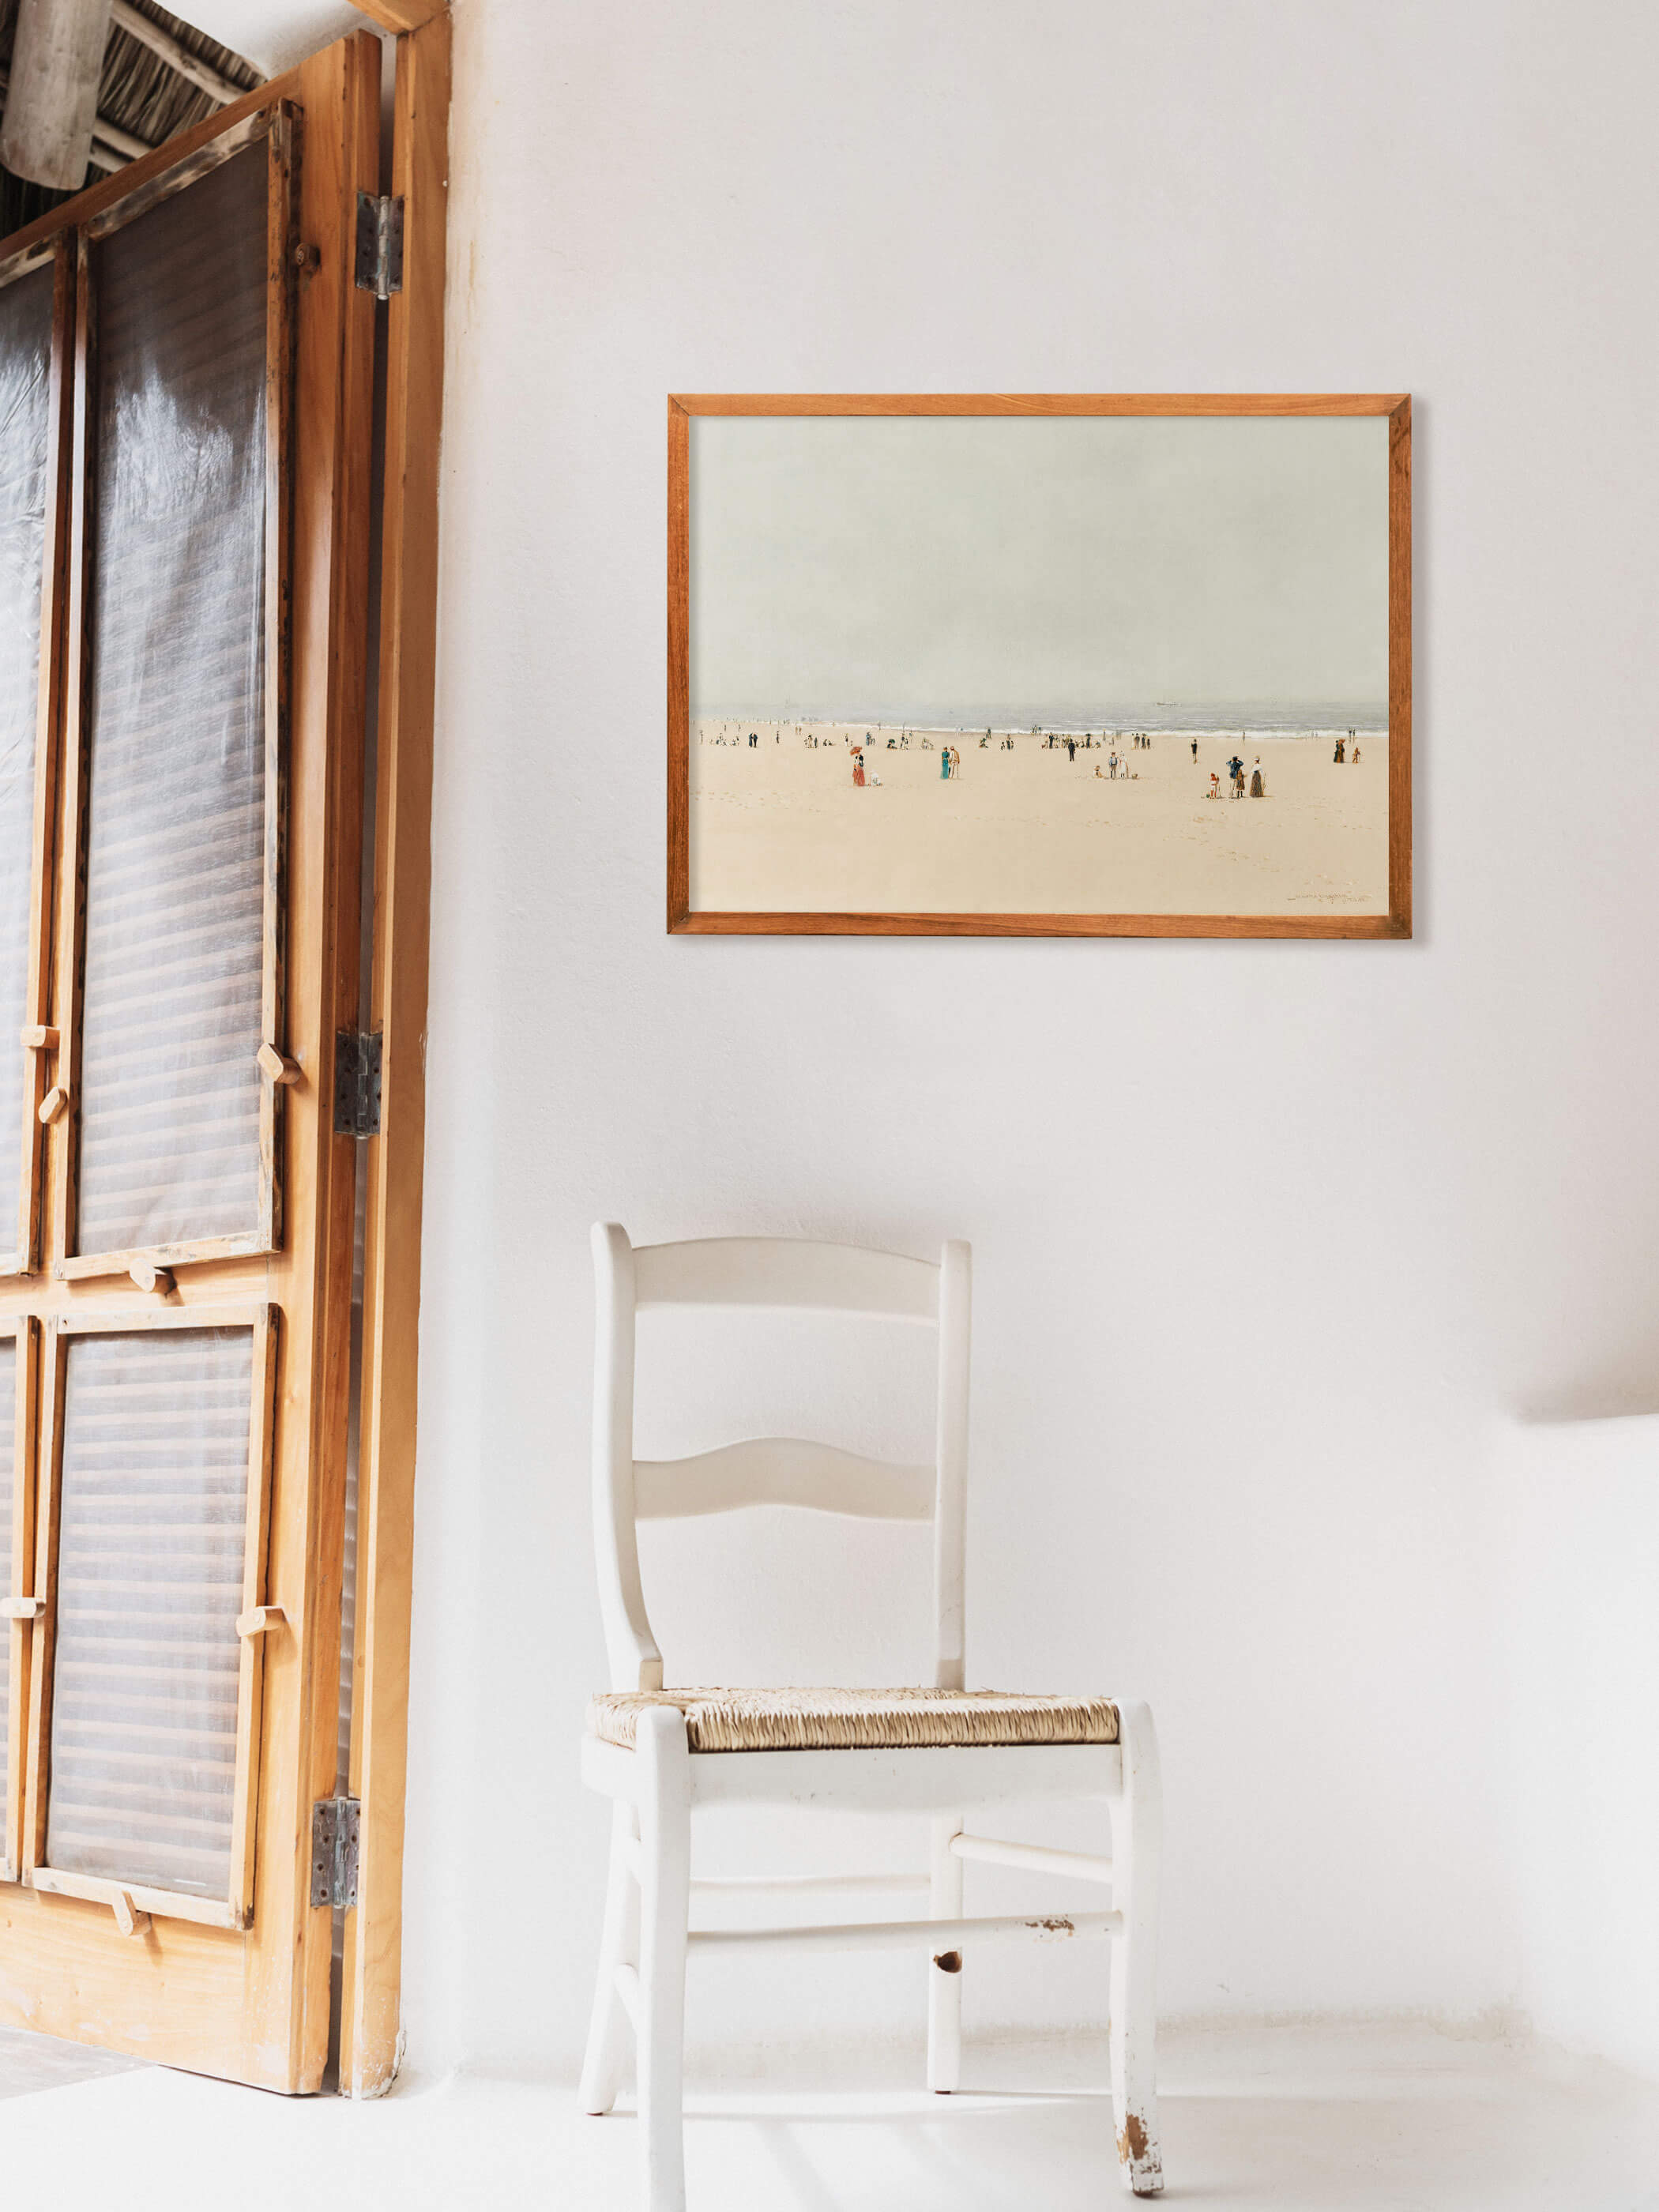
(927, 1811, 964, 2092)
(581, 1801, 641, 2115)
(1109, 1702, 1164, 2195)
(636, 1706, 693, 2212)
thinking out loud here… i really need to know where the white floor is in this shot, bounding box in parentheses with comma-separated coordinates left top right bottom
(2, 2019, 1658, 2210)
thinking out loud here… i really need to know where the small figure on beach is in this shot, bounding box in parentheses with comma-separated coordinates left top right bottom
(1227, 753, 1244, 797)
(1191, 737, 1199, 761)
(1065, 737, 1077, 762)
(1334, 735, 1345, 763)
(1352, 743, 1362, 765)
(1207, 773, 1221, 799)
(852, 747, 866, 788)
(1250, 758, 1266, 798)
(939, 746, 953, 780)
(1108, 750, 1119, 778)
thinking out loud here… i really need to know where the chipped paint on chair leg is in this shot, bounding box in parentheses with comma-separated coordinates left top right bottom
(581, 1800, 641, 2115)
(927, 1810, 965, 2091)
(637, 1706, 693, 2212)
(1109, 1702, 1164, 2195)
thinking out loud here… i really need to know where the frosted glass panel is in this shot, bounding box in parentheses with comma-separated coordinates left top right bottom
(0, 265, 52, 1255)
(75, 144, 270, 1258)
(46, 1328, 252, 1900)
(0, 1336, 14, 1831)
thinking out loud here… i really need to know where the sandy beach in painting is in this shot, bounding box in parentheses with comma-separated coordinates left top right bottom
(690, 718, 1389, 916)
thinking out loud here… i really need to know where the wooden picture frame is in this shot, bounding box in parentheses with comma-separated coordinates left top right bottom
(668, 393, 1412, 939)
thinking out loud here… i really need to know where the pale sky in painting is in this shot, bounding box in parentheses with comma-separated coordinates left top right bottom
(689, 412, 1390, 726)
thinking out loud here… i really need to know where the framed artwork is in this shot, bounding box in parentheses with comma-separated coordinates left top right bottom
(668, 394, 1411, 938)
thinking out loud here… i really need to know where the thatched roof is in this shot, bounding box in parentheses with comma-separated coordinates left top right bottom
(1, 0, 261, 241)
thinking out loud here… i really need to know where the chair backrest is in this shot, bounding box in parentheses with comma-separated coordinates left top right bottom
(591, 1225, 971, 1693)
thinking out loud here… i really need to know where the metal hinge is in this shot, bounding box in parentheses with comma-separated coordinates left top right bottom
(311, 1796, 361, 1910)
(354, 193, 404, 301)
(333, 1030, 383, 1138)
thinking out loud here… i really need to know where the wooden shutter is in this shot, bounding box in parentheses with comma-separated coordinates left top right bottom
(0, 32, 379, 2092)
(58, 115, 295, 1280)
(0, 1317, 40, 1884)
(0, 234, 70, 1277)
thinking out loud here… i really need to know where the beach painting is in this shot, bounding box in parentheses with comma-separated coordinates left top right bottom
(669, 396, 1410, 936)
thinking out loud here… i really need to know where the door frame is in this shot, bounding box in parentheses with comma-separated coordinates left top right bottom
(337, 6, 450, 2101)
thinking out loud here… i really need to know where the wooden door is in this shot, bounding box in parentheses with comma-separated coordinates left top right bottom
(0, 32, 378, 2091)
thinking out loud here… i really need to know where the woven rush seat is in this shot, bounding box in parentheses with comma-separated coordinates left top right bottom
(586, 1686, 1121, 1754)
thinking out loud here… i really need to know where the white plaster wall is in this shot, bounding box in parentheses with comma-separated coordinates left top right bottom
(1496, 1416, 1659, 2081)
(401, 0, 1659, 2078)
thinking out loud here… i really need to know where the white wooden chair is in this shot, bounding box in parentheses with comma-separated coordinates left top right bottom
(579, 1225, 1164, 2208)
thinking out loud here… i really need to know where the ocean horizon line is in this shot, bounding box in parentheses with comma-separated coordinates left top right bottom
(696, 704, 1390, 737)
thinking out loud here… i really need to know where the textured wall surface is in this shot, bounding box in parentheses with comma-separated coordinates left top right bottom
(401, 0, 1659, 2077)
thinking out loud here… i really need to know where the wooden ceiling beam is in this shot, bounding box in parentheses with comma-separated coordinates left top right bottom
(109, 0, 256, 107)
(0, 0, 115, 189)
(0, 51, 150, 178)
(347, 0, 448, 32)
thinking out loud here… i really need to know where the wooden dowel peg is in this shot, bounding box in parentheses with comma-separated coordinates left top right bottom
(21, 1024, 58, 1051)
(236, 1604, 288, 1638)
(38, 1085, 67, 1125)
(129, 1261, 175, 1296)
(257, 1042, 302, 1085)
(2, 1596, 44, 1621)
(111, 1891, 151, 1939)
